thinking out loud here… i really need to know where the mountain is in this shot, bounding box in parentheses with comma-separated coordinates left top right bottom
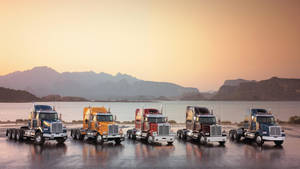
(0, 87, 40, 102)
(213, 77, 300, 101)
(223, 79, 255, 86)
(0, 66, 201, 100)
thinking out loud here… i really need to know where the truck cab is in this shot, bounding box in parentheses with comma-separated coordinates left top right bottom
(230, 108, 285, 146)
(177, 106, 226, 145)
(71, 107, 125, 144)
(6, 104, 67, 145)
(127, 108, 175, 145)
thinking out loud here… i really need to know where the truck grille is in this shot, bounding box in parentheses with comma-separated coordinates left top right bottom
(210, 125, 222, 137)
(50, 122, 63, 133)
(269, 126, 281, 136)
(158, 125, 170, 136)
(108, 125, 119, 135)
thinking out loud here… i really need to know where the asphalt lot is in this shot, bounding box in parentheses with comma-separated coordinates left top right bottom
(1, 132, 300, 169)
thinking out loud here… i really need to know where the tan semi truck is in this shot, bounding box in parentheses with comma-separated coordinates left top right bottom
(70, 106, 125, 144)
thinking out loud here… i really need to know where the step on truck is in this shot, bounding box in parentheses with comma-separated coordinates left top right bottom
(6, 104, 67, 145)
(229, 108, 285, 146)
(70, 106, 125, 144)
(177, 106, 226, 145)
(127, 108, 175, 145)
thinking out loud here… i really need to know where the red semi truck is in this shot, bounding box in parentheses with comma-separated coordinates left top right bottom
(127, 108, 175, 145)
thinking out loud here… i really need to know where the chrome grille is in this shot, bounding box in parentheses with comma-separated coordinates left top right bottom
(108, 125, 119, 135)
(158, 125, 170, 136)
(210, 125, 222, 137)
(269, 126, 281, 136)
(50, 122, 63, 133)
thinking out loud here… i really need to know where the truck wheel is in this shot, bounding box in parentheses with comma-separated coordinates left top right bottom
(115, 138, 121, 145)
(11, 129, 16, 140)
(233, 132, 241, 142)
(167, 142, 173, 145)
(219, 141, 225, 146)
(16, 130, 21, 141)
(76, 130, 82, 140)
(56, 138, 66, 144)
(8, 129, 13, 139)
(96, 134, 103, 145)
(274, 141, 283, 146)
(178, 132, 182, 139)
(34, 132, 45, 145)
(255, 135, 264, 146)
(147, 136, 152, 144)
(71, 130, 76, 140)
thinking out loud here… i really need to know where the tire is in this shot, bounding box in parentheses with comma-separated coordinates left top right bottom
(255, 135, 264, 146)
(56, 138, 66, 144)
(132, 134, 136, 140)
(96, 134, 103, 145)
(219, 141, 225, 146)
(71, 130, 76, 140)
(76, 130, 82, 140)
(234, 132, 241, 142)
(12, 129, 16, 140)
(147, 136, 152, 144)
(8, 129, 13, 140)
(274, 141, 283, 146)
(115, 138, 121, 145)
(34, 132, 45, 145)
(167, 142, 173, 145)
(16, 130, 21, 141)
(178, 132, 182, 139)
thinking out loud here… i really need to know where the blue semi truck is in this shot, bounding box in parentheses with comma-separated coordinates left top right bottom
(6, 104, 67, 145)
(229, 108, 285, 146)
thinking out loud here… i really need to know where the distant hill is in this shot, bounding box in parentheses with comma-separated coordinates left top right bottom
(0, 87, 40, 102)
(0, 66, 201, 100)
(213, 77, 300, 101)
(41, 95, 89, 102)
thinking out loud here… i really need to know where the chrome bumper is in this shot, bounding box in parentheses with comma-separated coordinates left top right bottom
(103, 134, 125, 139)
(262, 136, 285, 141)
(205, 136, 227, 142)
(149, 135, 175, 143)
(43, 133, 67, 139)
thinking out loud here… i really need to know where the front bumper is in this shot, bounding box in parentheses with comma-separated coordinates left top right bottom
(262, 136, 285, 141)
(103, 134, 125, 141)
(43, 133, 68, 140)
(149, 135, 175, 143)
(205, 136, 227, 142)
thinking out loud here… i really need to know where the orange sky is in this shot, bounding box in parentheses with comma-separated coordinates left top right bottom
(0, 0, 299, 91)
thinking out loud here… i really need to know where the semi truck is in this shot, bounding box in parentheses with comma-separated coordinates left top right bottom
(70, 106, 125, 144)
(177, 106, 226, 145)
(6, 104, 67, 145)
(229, 108, 285, 146)
(127, 108, 175, 145)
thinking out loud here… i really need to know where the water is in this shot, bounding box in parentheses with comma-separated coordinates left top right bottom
(0, 101, 300, 123)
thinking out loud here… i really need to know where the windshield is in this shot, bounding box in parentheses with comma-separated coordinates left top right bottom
(97, 115, 113, 122)
(148, 117, 166, 123)
(257, 116, 275, 124)
(39, 113, 58, 121)
(199, 117, 216, 124)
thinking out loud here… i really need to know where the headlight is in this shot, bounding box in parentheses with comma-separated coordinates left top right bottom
(262, 131, 267, 134)
(187, 131, 192, 136)
(205, 132, 210, 136)
(152, 132, 157, 136)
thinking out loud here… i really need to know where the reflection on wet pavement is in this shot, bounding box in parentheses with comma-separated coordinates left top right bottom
(0, 136, 300, 169)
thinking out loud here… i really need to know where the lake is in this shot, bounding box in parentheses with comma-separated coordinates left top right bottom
(0, 101, 300, 123)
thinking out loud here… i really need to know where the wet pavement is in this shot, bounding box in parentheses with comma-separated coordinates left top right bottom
(0, 135, 300, 169)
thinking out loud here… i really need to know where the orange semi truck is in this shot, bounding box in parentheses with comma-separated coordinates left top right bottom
(70, 107, 125, 144)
